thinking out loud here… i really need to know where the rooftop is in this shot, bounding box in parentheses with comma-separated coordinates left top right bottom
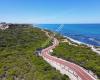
(0, 22, 9, 30)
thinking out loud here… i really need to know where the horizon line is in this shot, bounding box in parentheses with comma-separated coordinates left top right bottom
(1, 22, 100, 24)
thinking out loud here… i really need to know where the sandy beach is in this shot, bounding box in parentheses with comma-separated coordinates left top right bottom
(64, 36, 100, 55)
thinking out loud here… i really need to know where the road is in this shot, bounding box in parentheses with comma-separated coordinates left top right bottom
(41, 31, 96, 80)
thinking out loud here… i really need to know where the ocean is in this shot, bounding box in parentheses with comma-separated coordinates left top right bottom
(36, 24, 100, 46)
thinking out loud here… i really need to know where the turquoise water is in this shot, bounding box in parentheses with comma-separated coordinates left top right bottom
(36, 24, 100, 46)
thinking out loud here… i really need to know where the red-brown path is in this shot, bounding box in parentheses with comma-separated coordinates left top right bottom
(41, 38, 96, 80)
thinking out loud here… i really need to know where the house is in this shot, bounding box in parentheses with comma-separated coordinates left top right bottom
(0, 22, 9, 30)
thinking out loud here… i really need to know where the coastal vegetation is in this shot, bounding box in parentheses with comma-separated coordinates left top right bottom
(52, 37, 100, 78)
(0, 24, 69, 80)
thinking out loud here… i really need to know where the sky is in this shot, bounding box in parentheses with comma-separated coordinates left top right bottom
(0, 0, 100, 23)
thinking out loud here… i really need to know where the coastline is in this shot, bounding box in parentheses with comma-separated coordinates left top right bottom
(64, 36, 100, 55)
(36, 25, 100, 55)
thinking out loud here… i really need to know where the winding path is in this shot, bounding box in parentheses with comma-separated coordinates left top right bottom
(41, 31, 97, 80)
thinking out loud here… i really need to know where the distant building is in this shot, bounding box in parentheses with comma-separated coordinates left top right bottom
(0, 22, 9, 30)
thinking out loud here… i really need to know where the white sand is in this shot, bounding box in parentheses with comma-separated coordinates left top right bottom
(64, 36, 100, 55)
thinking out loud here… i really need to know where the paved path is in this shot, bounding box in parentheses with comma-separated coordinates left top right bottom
(41, 31, 97, 80)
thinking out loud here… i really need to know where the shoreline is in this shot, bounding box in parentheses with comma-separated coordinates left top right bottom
(37, 26, 100, 55)
(64, 36, 100, 55)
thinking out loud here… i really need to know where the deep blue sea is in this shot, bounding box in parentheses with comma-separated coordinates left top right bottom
(36, 24, 100, 46)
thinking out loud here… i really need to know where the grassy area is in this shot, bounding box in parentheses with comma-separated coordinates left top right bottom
(0, 25, 69, 80)
(52, 41, 100, 78)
